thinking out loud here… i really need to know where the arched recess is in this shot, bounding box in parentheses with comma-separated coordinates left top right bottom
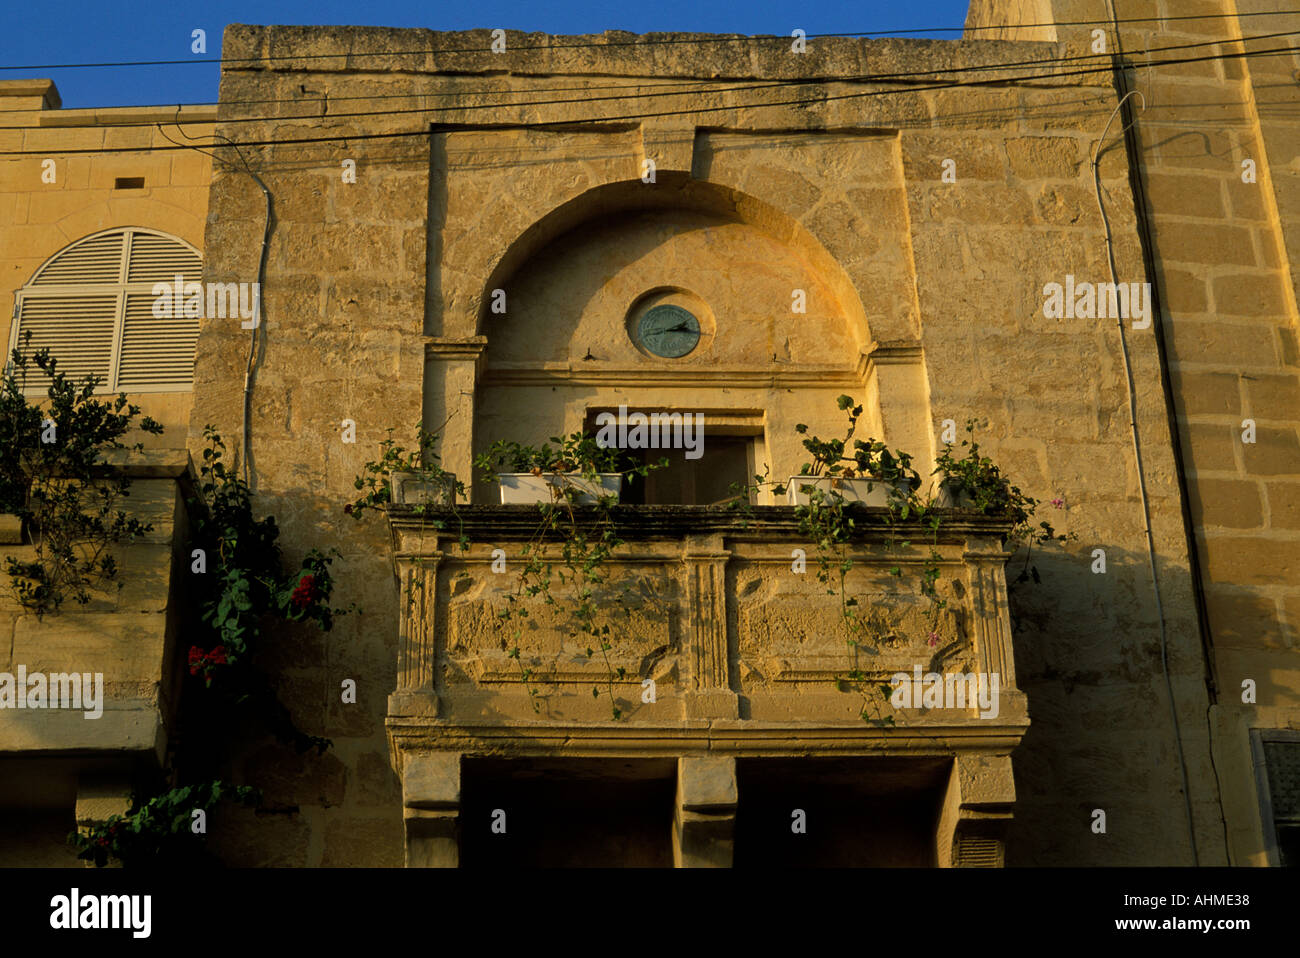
(450, 173, 936, 504)
(475, 172, 873, 352)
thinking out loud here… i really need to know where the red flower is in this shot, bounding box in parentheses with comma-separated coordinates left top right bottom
(189, 645, 228, 681)
(291, 573, 319, 610)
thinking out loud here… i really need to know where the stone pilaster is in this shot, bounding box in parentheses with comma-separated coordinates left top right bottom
(423, 336, 486, 499)
(860, 341, 933, 479)
(935, 753, 1016, 867)
(963, 536, 1017, 691)
(394, 553, 441, 692)
(673, 756, 737, 867)
(401, 751, 461, 868)
(681, 536, 737, 719)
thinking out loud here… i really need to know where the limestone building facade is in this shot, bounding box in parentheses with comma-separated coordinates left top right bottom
(1, 0, 1298, 867)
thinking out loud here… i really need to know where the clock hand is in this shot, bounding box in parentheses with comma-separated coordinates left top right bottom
(663, 322, 693, 333)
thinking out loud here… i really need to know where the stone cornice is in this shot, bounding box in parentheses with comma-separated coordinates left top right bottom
(480, 363, 862, 388)
(98, 448, 196, 479)
(858, 339, 924, 378)
(424, 335, 489, 377)
(424, 335, 488, 359)
(386, 503, 1014, 545)
(221, 25, 1080, 88)
(36, 105, 218, 127)
(386, 714, 1030, 755)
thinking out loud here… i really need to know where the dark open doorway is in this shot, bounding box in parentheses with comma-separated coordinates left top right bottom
(460, 757, 676, 868)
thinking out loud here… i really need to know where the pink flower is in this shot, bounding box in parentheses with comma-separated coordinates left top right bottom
(1051, 497, 1064, 508)
(927, 631, 939, 647)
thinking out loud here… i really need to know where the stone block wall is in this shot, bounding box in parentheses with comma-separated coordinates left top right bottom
(969, 0, 1300, 869)
(0, 452, 194, 865)
(180, 22, 1240, 866)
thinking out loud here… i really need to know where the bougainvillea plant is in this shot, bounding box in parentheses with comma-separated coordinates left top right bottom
(72, 780, 259, 868)
(0, 334, 164, 615)
(185, 425, 353, 753)
(932, 419, 1073, 584)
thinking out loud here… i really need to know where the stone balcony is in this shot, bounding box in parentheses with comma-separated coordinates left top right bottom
(0, 450, 196, 862)
(385, 504, 1028, 867)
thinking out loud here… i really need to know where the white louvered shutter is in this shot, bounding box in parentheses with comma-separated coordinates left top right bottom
(10, 228, 201, 393)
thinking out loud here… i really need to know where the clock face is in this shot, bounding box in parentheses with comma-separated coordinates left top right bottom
(637, 304, 700, 358)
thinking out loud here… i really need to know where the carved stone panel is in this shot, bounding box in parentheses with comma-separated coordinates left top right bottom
(440, 563, 680, 691)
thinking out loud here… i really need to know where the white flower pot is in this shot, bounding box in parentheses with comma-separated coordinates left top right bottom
(498, 473, 622, 505)
(934, 478, 975, 510)
(391, 471, 457, 506)
(786, 475, 911, 507)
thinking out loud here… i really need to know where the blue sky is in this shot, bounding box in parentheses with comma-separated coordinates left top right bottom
(0, 0, 973, 108)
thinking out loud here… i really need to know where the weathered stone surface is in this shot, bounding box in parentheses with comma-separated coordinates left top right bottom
(242, 745, 348, 808)
(678, 756, 737, 810)
(321, 813, 404, 867)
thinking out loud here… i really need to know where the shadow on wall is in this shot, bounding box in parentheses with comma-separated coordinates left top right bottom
(1004, 543, 1218, 867)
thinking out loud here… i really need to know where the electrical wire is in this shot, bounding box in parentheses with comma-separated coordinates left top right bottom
(1, 41, 1294, 158)
(1090, 77, 1200, 866)
(0, 8, 1295, 71)
(4, 28, 1292, 134)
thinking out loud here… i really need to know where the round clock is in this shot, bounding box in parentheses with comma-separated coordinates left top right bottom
(637, 304, 700, 358)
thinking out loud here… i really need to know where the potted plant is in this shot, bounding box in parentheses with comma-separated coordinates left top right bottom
(475, 432, 627, 505)
(784, 395, 920, 508)
(931, 420, 1042, 523)
(347, 424, 466, 518)
(473, 432, 666, 718)
(726, 406, 1072, 725)
(931, 420, 1073, 584)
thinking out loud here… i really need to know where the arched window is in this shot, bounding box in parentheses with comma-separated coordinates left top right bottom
(9, 227, 201, 392)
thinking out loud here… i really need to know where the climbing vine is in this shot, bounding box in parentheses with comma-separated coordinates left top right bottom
(731, 397, 1070, 724)
(474, 433, 664, 719)
(71, 426, 357, 866)
(73, 781, 260, 868)
(186, 425, 352, 753)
